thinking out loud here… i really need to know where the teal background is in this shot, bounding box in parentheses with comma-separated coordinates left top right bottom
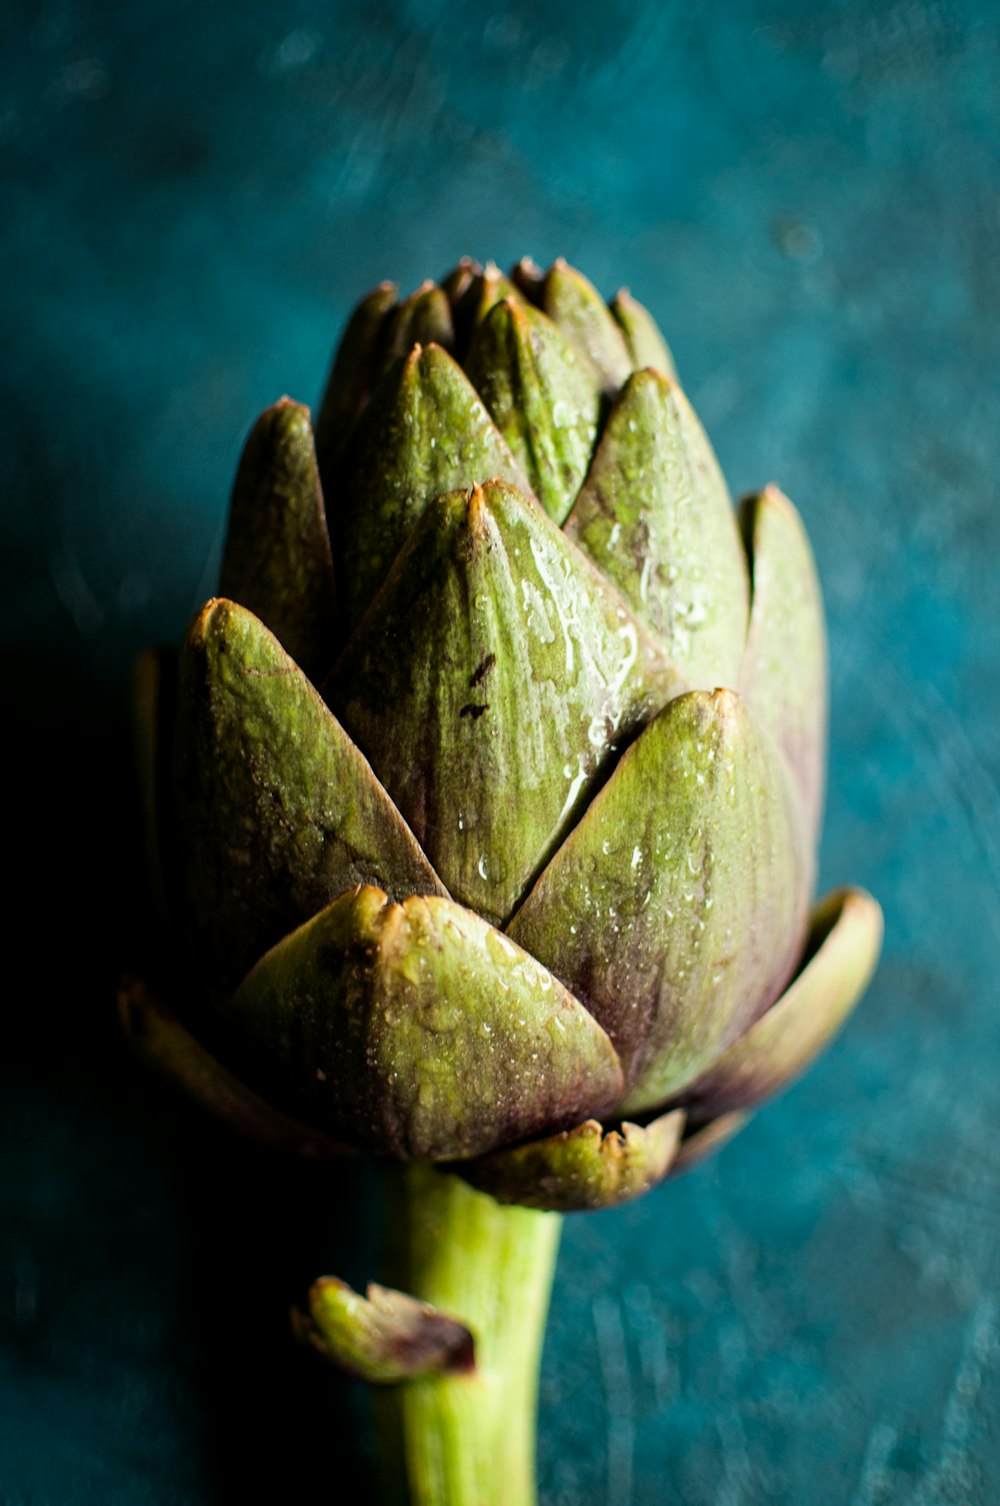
(3, 1, 999, 1501)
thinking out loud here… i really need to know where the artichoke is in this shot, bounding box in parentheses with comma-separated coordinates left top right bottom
(125, 255, 882, 1504)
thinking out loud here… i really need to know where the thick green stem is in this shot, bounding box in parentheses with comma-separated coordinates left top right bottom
(376, 1165, 562, 1506)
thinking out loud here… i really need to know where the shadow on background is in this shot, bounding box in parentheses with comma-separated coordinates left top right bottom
(3, 619, 377, 1499)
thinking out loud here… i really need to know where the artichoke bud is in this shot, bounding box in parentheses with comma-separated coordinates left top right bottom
(132, 256, 881, 1217)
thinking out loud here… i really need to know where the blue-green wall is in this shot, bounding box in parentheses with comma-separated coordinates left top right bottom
(3, 2, 999, 1501)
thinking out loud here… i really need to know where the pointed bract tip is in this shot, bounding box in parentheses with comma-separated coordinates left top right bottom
(186, 595, 223, 643)
(500, 294, 528, 325)
(466, 482, 488, 526)
(740, 482, 807, 540)
(191, 593, 235, 630)
(510, 256, 546, 300)
(760, 481, 794, 508)
(629, 364, 674, 395)
(400, 342, 425, 374)
(710, 687, 741, 716)
(259, 395, 313, 432)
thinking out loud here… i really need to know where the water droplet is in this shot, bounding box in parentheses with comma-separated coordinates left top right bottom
(486, 930, 518, 966)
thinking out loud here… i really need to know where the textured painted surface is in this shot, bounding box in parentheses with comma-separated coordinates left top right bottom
(3, 1, 999, 1502)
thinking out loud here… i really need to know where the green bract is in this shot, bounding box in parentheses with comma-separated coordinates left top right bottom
(127, 257, 882, 1217)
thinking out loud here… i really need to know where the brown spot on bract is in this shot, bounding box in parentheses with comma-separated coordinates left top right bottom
(468, 652, 497, 688)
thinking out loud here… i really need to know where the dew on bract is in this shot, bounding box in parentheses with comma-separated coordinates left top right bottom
(485, 929, 519, 967)
(420, 999, 461, 1035)
(588, 715, 609, 751)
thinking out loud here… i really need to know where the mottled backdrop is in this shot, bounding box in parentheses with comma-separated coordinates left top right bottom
(3, 1, 999, 1502)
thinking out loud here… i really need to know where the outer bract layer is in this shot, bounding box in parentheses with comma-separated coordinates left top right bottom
(130, 257, 881, 1215)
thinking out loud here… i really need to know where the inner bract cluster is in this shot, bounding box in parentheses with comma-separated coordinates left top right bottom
(126, 256, 882, 1213)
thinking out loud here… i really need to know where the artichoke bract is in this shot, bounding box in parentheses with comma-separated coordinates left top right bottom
(129, 255, 881, 1212)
